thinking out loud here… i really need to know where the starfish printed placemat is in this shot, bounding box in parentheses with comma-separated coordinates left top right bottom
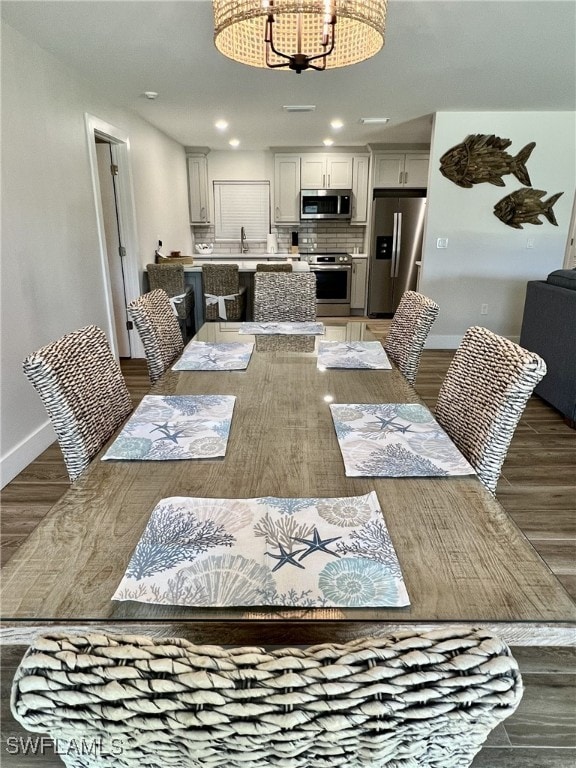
(113, 491, 410, 608)
(101, 395, 235, 461)
(330, 403, 475, 477)
(172, 341, 254, 371)
(238, 321, 325, 335)
(318, 341, 392, 369)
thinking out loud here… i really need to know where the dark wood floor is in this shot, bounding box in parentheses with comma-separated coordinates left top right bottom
(1, 342, 575, 766)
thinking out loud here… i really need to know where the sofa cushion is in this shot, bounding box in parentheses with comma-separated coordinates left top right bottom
(547, 269, 576, 290)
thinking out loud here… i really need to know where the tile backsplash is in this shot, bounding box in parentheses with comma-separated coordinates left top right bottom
(192, 222, 366, 254)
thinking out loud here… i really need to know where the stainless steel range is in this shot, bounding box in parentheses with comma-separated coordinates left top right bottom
(304, 253, 352, 316)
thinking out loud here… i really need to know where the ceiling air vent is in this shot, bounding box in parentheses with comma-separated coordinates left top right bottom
(282, 105, 316, 112)
(359, 117, 390, 124)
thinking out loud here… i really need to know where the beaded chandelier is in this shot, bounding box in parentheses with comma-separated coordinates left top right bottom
(213, 1, 387, 74)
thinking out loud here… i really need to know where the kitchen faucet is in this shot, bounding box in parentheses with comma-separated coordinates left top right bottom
(240, 226, 248, 253)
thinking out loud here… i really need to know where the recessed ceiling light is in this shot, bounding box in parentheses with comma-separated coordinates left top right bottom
(215, 119, 228, 131)
(330, 119, 344, 129)
(282, 105, 316, 112)
(143, 91, 159, 100)
(323, 138, 335, 146)
(229, 138, 240, 148)
(359, 117, 390, 124)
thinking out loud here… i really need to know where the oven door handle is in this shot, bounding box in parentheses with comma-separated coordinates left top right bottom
(310, 264, 352, 270)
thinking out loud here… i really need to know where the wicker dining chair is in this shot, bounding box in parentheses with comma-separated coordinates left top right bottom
(383, 290, 440, 384)
(254, 272, 317, 322)
(127, 289, 184, 384)
(146, 263, 195, 340)
(22, 325, 132, 482)
(435, 325, 547, 494)
(202, 264, 246, 321)
(255, 262, 293, 272)
(11, 627, 522, 768)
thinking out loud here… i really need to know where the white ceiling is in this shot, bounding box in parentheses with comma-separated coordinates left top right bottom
(2, 0, 574, 151)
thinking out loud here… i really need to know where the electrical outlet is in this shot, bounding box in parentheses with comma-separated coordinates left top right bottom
(526, 238, 534, 248)
(436, 238, 448, 249)
(481, 304, 488, 315)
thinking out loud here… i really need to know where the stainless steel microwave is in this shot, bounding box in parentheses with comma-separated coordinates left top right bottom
(300, 189, 352, 220)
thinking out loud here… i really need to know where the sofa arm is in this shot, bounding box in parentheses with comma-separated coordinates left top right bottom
(519, 280, 576, 423)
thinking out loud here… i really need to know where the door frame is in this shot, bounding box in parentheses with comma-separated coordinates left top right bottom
(84, 113, 144, 358)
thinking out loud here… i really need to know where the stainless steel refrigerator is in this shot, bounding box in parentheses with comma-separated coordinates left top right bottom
(368, 192, 427, 315)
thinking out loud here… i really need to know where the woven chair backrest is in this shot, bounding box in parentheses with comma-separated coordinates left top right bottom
(11, 627, 522, 768)
(22, 325, 132, 482)
(384, 291, 439, 384)
(202, 264, 240, 294)
(255, 262, 293, 272)
(254, 272, 317, 322)
(128, 289, 184, 384)
(146, 263, 185, 297)
(435, 325, 547, 493)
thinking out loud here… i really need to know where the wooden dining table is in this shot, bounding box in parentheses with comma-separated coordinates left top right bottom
(1, 321, 575, 647)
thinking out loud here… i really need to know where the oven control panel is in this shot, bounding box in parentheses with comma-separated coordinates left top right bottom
(307, 253, 351, 265)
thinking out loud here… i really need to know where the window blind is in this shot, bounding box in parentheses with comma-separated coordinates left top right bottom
(214, 181, 270, 241)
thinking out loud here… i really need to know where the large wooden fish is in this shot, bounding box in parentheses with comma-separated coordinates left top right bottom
(439, 134, 535, 188)
(493, 188, 563, 229)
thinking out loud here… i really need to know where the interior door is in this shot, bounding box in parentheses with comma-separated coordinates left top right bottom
(95, 141, 131, 356)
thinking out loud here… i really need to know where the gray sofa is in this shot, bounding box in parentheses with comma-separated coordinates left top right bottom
(519, 269, 576, 426)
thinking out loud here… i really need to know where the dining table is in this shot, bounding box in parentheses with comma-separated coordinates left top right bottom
(1, 320, 575, 648)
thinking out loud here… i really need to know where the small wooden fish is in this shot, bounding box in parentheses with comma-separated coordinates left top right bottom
(439, 134, 535, 188)
(493, 189, 563, 229)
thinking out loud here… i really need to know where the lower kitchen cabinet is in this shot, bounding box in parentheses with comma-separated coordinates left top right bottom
(351, 257, 368, 311)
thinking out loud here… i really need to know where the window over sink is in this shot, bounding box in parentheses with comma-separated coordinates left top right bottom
(213, 181, 270, 242)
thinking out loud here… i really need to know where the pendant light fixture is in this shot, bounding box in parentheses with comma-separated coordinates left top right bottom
(213, 1, 387, 74)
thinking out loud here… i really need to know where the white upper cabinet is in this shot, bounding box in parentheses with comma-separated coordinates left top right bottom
(187, 155, 210, 223)
(300, 154, 353, 189)
(351, 155, 370, 224)
(273, 154, 301, 224)
(373, 152, 429, 188)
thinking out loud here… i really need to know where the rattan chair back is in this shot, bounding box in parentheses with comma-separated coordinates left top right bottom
(202, 264, 246, 321)
(384, 290, 440, 384)
(254, 272, 317, 322)
(128, 289, 184, 384)
(146, 263, 195, 329)
(11, 627, 522, 768)
(435, 325, 547, 493)
(255, 262, 293, 272)
(22, 325, 132, 482)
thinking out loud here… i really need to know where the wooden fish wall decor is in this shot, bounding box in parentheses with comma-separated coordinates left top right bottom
(439, 134, 535, 188)
(493, 189, 564, 229)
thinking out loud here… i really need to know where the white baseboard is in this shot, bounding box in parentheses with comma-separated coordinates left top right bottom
(0, 420, 55, 488)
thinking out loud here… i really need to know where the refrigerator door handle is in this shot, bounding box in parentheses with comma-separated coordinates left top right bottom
(395, 212, 403, 277)
(391, 212, 398, 278)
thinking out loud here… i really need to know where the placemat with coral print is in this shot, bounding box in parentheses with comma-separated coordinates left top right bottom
(172, 341, 254, 371)
(317, 341, 392, 369)
(113, 492, 409, 608)
(330, 403, 475, 477)
(101, 395, 235, 461)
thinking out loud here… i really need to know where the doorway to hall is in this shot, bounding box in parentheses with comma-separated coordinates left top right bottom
(85, 113, 143, 360)
(95, 138, 131, 356)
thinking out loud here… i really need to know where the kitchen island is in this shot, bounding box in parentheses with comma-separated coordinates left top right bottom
(148, 255, 308, 328)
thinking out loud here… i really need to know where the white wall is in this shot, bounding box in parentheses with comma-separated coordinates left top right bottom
(0, 21, 192, 486)
(420, 111, 575, 347)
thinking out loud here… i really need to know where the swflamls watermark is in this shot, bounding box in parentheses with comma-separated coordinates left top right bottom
(5, 736, 124, 757)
